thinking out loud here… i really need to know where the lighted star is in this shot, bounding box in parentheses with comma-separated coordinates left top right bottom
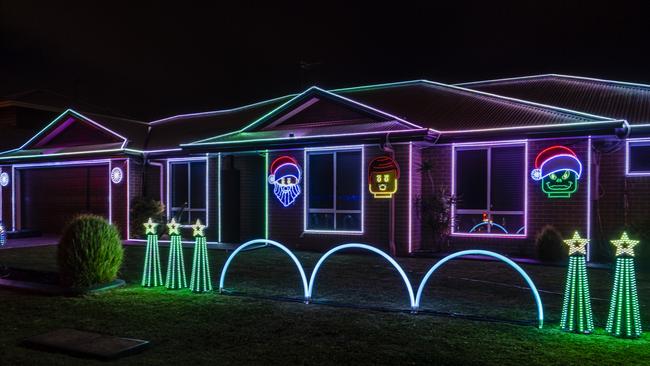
(611, 232, 639, 257)
(143, 218, 158, 235)
(564, 231, 589, 255)
(167, 218, 181, 236)
(192, 219, 206, 237)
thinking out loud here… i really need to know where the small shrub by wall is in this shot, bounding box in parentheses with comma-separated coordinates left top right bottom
(535, 225, 566, 263)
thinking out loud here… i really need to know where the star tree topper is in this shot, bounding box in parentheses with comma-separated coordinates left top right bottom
(144, 218, 158, 235)
(167, 218, 181, 236)
(192, 219, 206, 237)
(611, 232, 639, 257)
(564, 231, 589, 255)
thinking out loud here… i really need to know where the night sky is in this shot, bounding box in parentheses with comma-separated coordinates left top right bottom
(1, 2, 648, 120)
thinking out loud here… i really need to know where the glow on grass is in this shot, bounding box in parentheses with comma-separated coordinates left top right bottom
(306, 243, 416, 309)
(414, 250, 544, 328)
(219, 239, 309, 299)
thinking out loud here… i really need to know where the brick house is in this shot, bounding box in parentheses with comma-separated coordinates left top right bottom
(0, 76, 646, 261)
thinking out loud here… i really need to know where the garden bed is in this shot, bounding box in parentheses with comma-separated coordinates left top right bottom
(0, 266, 124, 296)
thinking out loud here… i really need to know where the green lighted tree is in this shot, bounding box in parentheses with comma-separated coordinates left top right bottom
(606, 232, 642, 338)
(141, 218, 163, 287)
(165, 218, 187, 289)
(189, 219, 212, 292)
(560, 231, 594, 333)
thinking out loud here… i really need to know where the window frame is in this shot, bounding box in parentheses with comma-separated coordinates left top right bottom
(303, 146, 364, 234)
(167, 158, 209, 227)
(626, 138, 650, 176)
(451, 141, 528, 238)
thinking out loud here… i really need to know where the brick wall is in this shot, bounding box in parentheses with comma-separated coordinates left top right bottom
(419, 139, 591, 257)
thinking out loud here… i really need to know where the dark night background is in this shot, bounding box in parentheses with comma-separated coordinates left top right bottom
(1, 1, 647, 120)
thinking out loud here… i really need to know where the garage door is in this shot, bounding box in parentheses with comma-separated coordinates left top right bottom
(20, 165, 109, 234)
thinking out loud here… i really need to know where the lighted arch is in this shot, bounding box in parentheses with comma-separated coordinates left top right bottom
(307, 243, 416, 309)
(468, 221, 508, 234)
(415, 250, 544, 328)
(219, 239, 309, 299)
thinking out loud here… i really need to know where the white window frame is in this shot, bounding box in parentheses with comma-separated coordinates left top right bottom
(304, 145, 364, 234)
(451, 141, 527, 237)
(626, 138, 650, 176)
(167, 158, 208, 227)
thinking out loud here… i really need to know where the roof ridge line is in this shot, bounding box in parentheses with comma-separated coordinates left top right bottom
(424, 79, 616, 122)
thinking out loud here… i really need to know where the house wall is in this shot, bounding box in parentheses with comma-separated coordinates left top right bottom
(419, 138, 591, 258)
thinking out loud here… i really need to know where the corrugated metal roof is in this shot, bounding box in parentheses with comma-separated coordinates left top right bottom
(457, 74, 650, 125)
(334, 80, 610, 131)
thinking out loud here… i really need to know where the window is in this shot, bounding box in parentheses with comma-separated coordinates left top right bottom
(305, 148, 363, 232)
(627, 141, 650, 174)
(453, 144, 526, 236)
(169, 161, 207, 225)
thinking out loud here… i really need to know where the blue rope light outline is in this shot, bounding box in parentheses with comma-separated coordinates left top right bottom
(468, 221, 508, 234)
(307, 243, 416, 309)
(219, 239, 309, 298)
(414, 250, 544, 328)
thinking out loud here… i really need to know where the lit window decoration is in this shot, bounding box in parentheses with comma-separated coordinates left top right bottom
(368, 156, 400, 199)
(468, 214, 508, 233)
(189, 219, 212, 293)
(560, 231, 594, 334)
(0, 221, 6, 247)
(165, 218, 187, 289)
(0, 172, 9, 187)
(110, 167, 124, 184)
(606, 232, 642, 338)
(530, 146, 582, 198)
(267, 156, 302, 207)
(141, 218, 163, 287)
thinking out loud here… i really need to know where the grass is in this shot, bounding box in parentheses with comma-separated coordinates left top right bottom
(1, 244, 649, 365)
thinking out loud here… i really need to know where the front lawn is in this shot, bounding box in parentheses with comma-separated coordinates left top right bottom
(0, 245, 649, 365)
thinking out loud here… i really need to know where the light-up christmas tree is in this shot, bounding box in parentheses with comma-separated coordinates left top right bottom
(141, 218, 163, 287)
(165, 218, 187, 289)
(189, 219, 212, 292)
(560, 231, 594, 333)
(606, 232, 642, 338)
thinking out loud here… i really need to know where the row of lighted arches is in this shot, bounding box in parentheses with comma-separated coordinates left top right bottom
(219, 239, 544, 328)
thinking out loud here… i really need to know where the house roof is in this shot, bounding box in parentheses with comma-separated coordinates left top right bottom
(183, 80, 619, 149)
(0, 77, 630, 160)
(457, 74, 650, 126)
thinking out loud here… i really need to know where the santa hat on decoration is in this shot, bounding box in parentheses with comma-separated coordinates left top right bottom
(268, 156, 301, 184)
(531, 146, 582, 181)
(368, 156, 400, 181)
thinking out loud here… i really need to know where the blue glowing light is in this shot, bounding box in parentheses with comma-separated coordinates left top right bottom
(307, 243, 416, 309)
(414, 250, 544, 328)
(268, 156, 302, 207)
(468, 221, 508, 234)
(219, 239, 309, 298)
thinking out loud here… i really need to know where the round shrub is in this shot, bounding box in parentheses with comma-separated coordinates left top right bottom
(58, 214, 124, 288)
(535, 225, 566, 263)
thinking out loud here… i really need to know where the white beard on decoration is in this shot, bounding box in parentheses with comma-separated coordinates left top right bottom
(274, 182, 301, 207)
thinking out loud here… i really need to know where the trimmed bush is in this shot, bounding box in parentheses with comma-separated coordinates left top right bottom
(58, 214, 124, 288)
(130, 197, 165, 239)
(535, 225, 566, 262)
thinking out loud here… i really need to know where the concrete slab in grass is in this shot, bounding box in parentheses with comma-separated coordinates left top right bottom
(22, 328, 149, 360)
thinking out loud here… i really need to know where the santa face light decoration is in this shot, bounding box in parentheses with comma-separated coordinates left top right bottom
(268, 156, 302, 207)
(368, 156, 400, 199)
(531, 146, 582, 198)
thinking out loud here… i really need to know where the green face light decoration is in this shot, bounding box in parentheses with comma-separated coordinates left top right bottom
(531, 146, 583, 199)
